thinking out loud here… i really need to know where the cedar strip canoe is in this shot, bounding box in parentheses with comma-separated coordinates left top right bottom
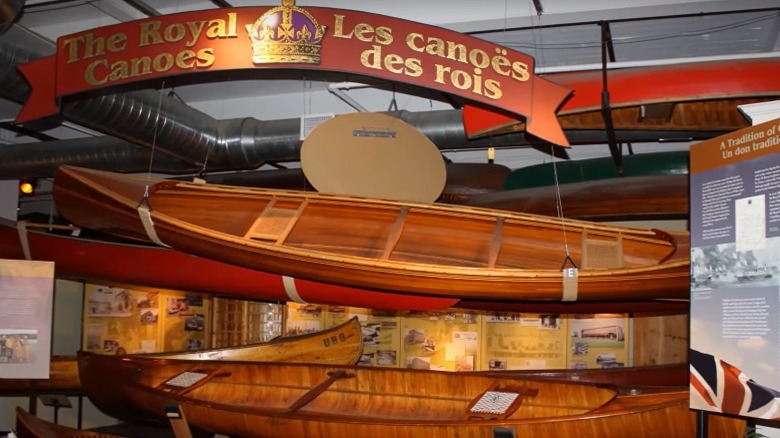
(53, 166, 690, 302)
(0, 318, 361, 395)
(77, 352, 744, 438)
(0, 218, 458, 311)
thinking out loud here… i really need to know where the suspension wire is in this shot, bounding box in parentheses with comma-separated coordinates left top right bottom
(526, 0, 574, 269)
(141, 81, 166, 207)
(551, 143, 576, 269)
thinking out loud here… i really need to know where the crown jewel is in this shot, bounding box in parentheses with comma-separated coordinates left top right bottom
(246, 0, 327, 64)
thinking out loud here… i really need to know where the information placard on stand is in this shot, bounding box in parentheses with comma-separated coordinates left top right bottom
(689, 117, 780, 424)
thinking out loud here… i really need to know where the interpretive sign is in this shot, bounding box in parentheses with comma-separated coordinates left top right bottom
(0, 259, 54, 378)
(689, 117, 780, 420)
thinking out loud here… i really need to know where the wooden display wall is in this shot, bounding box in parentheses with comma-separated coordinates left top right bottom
(286, 303, 648, 371)
(81, 283, 210, 354)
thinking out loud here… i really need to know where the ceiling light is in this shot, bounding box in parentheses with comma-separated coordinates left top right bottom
(19, 179, 37, 196)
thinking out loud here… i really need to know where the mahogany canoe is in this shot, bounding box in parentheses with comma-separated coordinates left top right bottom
(0, 218, 458, 311)
(460, 174, 689, 222)
(0, 318, 362, 395)
(77, 352, 744, 438)
(53, 165, 691, 302)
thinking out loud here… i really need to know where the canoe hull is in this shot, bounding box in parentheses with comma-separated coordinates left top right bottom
(77, 352, 744, 438)
(53, 166, 690, 302)
(461, 174, 689, 222)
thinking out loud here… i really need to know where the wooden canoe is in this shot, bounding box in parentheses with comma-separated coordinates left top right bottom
(76, 352, 744, 438)
(15, 407, 112, 438)
(53, 165, 690, 302)
(459, 174, 689, 222)
(0, 218, 459, 311)
(142, 315, 363, 363)
(0, 318, 362, 395)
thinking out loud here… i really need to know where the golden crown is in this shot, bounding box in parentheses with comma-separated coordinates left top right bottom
(245, 0, 327, 64)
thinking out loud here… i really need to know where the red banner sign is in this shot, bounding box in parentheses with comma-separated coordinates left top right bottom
(17, 1, 571, 146)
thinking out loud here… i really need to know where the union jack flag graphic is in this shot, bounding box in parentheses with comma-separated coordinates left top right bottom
(690, 348, 780, 419)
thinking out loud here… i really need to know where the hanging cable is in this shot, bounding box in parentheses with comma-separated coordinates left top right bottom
(141, 81, 166, 207)
(387, 85, 398, 112)
(550, 144, 576, 269)
(551, 144, 578, 302)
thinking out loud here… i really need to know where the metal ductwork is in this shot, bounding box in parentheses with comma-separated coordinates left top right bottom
(1, 22, 528, 180)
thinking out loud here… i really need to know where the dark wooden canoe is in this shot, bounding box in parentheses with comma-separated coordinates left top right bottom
(53, 165, 690, 302)
(77, 352, 744, 438)
(15, 407, 112, 438)
(0, 218, 458, 311)
(459, 174, 689, 222)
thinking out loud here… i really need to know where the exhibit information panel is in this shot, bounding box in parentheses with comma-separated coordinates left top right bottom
(0, 259, 54, 379)
(689, 117, 780, 420)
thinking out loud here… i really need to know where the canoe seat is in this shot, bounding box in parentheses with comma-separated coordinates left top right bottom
(465, 385, 539, 420)
(157, 368, 230, 396)
(244, 199, 307, 243)
(581, 231, 623, 269)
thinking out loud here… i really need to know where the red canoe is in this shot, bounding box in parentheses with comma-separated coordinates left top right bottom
(464, 58, 780, 136)
(0, 219, 458, 311)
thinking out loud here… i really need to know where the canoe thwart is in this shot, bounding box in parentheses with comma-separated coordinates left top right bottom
(466, 385, 539, 420)
(283, 369, 356, 414)
(157, 368, 230, 396)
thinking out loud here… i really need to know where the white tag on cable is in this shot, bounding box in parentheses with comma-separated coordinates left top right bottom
(562, 267, 578, 301)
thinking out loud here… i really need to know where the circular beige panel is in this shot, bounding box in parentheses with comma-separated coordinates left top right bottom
(301, 112, 446, 203)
